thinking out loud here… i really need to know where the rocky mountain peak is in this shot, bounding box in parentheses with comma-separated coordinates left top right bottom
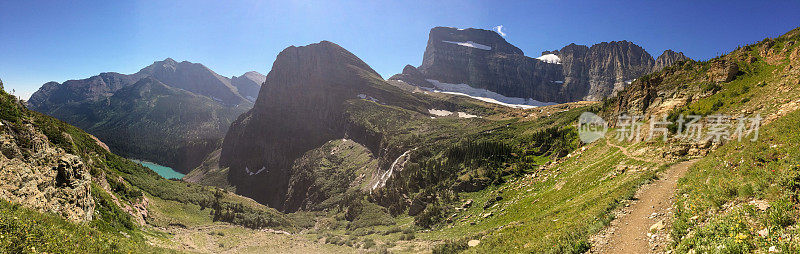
(241, 71, 266, 82)
(653, 49, 691, 72)
(135, 58, 249, 106)
(221, 41, 399, 209)
(424, 27, 523, 57)
(266, 40, 382, 84)
(231, 71, 265, 102)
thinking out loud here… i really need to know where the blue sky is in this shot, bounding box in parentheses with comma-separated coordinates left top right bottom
(2, 0, 800, 99)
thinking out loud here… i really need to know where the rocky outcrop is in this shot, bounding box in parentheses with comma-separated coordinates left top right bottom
(707, 59, 740, 82)
(388, 65, 433, 88)
(394, 27, 677, 103)
(0, 123, 94, 222)
(653, 50, 690, 72)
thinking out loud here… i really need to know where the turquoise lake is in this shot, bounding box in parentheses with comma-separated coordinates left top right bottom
(132, 160, 185, 180)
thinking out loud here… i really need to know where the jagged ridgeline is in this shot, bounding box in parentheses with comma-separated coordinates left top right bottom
(1, 83, 291, 253)
(390, 27, 690, 103)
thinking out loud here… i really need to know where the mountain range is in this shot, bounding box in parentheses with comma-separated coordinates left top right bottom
(7, 25, 800, 253)
(27, 59, 265, 172)
(390, 27, 690, 104)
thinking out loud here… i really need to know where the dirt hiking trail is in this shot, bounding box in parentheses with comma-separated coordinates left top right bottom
(589, 159, 699, 254)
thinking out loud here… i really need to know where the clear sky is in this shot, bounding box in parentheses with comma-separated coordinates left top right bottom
(2, 0, 800, 99)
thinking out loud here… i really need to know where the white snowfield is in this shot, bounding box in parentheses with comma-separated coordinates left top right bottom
(425, 79, 557, 109)
(536, 54, 562, 64)
(442, 40, 492, 50)
(428, 108, 481, 119)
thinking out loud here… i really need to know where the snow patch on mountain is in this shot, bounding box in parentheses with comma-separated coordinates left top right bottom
(428, 109, 453, 116)
(458, 112, 478, 118)
(442, 40, 492, 50)
(425, 79, 557, 109)
(537, 54, 562, 64)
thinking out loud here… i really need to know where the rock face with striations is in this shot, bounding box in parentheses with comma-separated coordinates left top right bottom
(414, 27, 565, 102)
(653, 49, 690, 72)
(545, 41, 657, 101)
(394, 27, 686, 103)
(220, 41, 420, 210)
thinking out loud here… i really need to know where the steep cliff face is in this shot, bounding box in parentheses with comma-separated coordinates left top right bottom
(220, 41, 424, 210)
(545, 40, 656, 101)
(416, 27, 565, 103)
(653, 49, 690, 72)
(395, 27, 674, 103)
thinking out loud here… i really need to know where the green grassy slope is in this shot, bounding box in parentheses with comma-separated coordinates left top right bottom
(1, 83, 294, 252)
